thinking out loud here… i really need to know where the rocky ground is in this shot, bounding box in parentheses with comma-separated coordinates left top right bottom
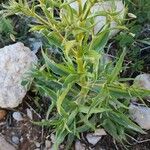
(0, 0, 150, 150)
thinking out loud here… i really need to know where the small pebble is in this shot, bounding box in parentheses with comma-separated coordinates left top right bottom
(45, 140, 51, 148)
(60, 144, 64, 149)
(12, 136, 20, 145)
(75, 140, 85, 150)
(0, 109, 7, 120)
(86, 133, 102, 145)
(35, 142, 40, 148)
(12, 112, 23, 121)
(20, 137, 23, 142)
(94, 129, 107, 136)
(26, 108, 33, 120)
(50, 134, 55, 143)
(129, 103, 150, 129)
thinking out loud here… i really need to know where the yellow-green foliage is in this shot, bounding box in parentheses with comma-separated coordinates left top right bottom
(2, 0, 150, 149)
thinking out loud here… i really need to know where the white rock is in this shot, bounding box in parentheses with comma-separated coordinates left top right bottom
(75, 140, 85, 150)
(50, 133, 55, 143)
(133, 74, 150, 99)
(86, 133, 102, 145)
(28, 38, 42, 53)
(12, 112, 23, 121)
(11, 136, 20, 145)
(101, 53, 112, 65)
(45, 140, 51, 148)
(129, 104, 150, 129)
(0, 136, 16, 150)
(26, 108, 33, 120)
(0, 42, 37, 108)
(94, 129, 107, 136)
(69, 0, 125, 36)
(134, 74, 150, 90)
(35, 142, 41, 148)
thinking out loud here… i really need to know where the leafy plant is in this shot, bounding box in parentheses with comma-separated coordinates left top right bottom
(0, 16, 15, 47)
(2, 0, 150, 149)
(115, 0, 150, 74)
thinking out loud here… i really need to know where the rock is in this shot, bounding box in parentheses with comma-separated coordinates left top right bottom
(0, 42, 37, 108)
(11, 136, 20, 145)
(128, 13, 137, 19)
(28, 38, 42, 53)
(12, 112, 23, 121)
(50, 133, 55, 143)
(94, 129, 107, 136)
(69, 0, 125, 36)
(101, 53, 112, 66)
(0, 109, 7, 120)
(133, 74, 150, 91)
(129, 103, 150, 129)
(45, 140, 51, 148)
(59, 144, 64, 149)
(75, 140, 85, 150)
(86, 133, 102, 145)
(0, 136, 16, 150)
(133, 74, 150, 99)
(35, 142, 40, 148)
(26, 108, 33, 120)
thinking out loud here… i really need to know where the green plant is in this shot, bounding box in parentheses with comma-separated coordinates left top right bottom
(114, 0, 150, 74)
(2, 0, 150, 149)
(0, 16, 15, 47)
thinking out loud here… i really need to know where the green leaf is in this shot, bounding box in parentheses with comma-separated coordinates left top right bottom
(42, 51, 71, 76)
(103, 119, 120, 141)
(108, 49, 126, 83)
(110, 112, 146, 134)
(79, 105, 110, 114)
(57, 74, 78, 114)
(89, 28, 109, 52)
(45, 31, 63, 49)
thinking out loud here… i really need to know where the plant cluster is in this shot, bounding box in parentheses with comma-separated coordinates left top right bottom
(1, 0, 150, 149)
(114, 0, 150, 74)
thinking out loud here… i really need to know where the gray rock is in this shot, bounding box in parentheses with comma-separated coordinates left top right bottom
(45, 140, 51, 148)
(75, 140, 85, 150)
(12, 112, 23, 121)
(129, 103, 150, 129)
(26, 108, 33, 120)
(133, 74, 150, 92)
(69, 0, 125, 36)
(0, 42, 37, 108)
(50, 134, 55, 143)
(94, 129, 107, 136)
(86, 133, 102, 145)
(35, 142, 40, 148)
(28, 38, 42, 53)
(0, 136, 16, 150)
(11, 136, 20, 145)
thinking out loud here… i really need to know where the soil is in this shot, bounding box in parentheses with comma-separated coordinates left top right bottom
(0, 93, 150, 150)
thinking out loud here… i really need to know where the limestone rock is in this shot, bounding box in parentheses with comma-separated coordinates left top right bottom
(12, 112, 23, 121)
(69, 0, 125, 36)
(86, 133, 101, 145)
(75, 140, 85, 150)
(133, 74, 150, 99)
(129, 104, 150, 130)
(0, 136, 16, 150)
(133, 74, 150, 90)
(0, 42, 37, 108)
